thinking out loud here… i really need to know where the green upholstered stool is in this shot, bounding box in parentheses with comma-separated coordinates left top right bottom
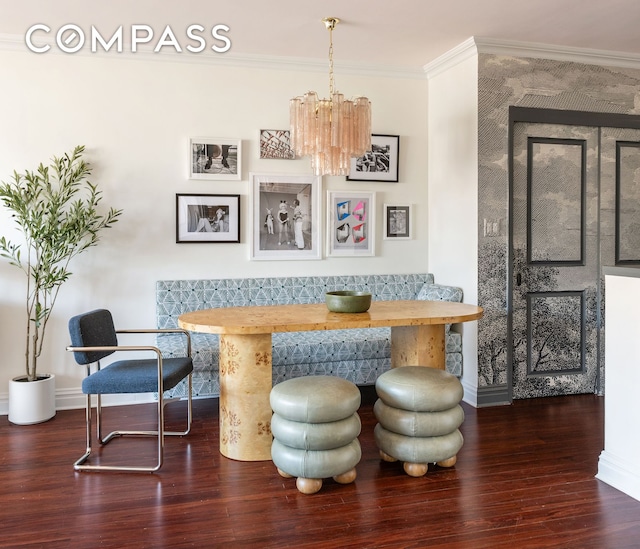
(270, 375, 361, 494)
(374, 366, 464, 477)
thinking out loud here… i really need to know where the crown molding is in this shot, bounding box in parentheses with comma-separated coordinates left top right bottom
(475, 37, 640, 69)
(0, 32, 425, 80)
(423, 37, 478, 79)
(424, 36, 640, 78)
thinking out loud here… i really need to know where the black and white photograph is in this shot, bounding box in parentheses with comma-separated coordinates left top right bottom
(176, 194, 240, 243)
(251, 173, 321, 260)
(383, 204, 412, 239)
(347, 134, 399, 182)
(327, 191, 376, 257)
(259, 130, 295, 159)
(189, 137, 241, 180)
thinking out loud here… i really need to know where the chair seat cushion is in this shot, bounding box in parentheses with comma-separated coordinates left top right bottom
(271, 412, 361, 451)
(270, 375, 361, 423)
(374, 424, 463, 464)
(82, 357, 193, 394)
(271, 438, 362, 479)
(374, 400, 464, 437)
(375, 366, 463, 412)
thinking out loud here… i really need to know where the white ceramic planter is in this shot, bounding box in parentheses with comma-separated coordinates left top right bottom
(8, 373, 56, 425)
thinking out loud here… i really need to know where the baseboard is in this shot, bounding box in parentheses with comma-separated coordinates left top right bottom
(461, 379, 478, 407)
(597, 450, 640, 503)
(476, 384, 512, 407)
(0, 389, 157, 417)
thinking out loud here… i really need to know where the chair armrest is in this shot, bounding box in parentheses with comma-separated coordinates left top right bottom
(116, 328, 192, 357)
(66, 344, 162, 357)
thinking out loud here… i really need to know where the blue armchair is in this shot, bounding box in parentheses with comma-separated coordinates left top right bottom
(67, 309, 193, 472)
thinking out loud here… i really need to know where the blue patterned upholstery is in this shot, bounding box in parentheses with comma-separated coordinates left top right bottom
(156, 274, 464, 398)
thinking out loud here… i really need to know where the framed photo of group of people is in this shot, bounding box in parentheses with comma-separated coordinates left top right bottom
(250, 172, 321, 261)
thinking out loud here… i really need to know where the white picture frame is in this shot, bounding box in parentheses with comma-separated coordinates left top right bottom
(250, 172, 322, 260)
(327, 191, 376, 257)
(189, 137, 241, 180)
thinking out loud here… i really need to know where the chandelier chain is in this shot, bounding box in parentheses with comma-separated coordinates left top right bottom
(328, 24, 334, 97)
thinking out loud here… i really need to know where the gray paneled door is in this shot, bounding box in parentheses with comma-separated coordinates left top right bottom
(512, 122, 640, 399)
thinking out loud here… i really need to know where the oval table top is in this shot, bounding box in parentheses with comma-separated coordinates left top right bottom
(178, 300, 484, 335)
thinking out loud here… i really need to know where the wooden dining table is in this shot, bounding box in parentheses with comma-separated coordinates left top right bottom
(178, 300, 483, 461)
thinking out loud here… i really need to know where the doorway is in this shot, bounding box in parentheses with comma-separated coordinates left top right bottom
(508, 108, 640, 399)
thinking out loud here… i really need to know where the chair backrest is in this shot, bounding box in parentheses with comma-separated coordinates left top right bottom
(68, 309, 118, 365)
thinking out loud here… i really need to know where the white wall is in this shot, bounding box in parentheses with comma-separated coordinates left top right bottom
(597, 271, 640, 502)
(0, 46, 429, 412)
(426, 53, 479, 404)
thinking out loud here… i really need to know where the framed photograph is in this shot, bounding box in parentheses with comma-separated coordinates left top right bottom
(259, 130, 295, 159)
(383, 204, 412, 240)
(176, 194, 240, 243)
(346, 134, 399, 182)
(189, 137, 241, 180)
(327, 191, 376, 257)
(250, 172, 321, 260)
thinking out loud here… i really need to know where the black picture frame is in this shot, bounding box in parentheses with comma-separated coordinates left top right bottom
(347, 134, 399, 182)
(176, 193, 240, 243)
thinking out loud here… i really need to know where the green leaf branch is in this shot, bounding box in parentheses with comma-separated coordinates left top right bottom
(0, 145, 122, 381)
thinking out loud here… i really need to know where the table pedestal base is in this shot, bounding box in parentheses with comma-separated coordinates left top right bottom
(391, 325, 446, 369)
(219, 333, 273, 461)
(218, 322, 452, 461)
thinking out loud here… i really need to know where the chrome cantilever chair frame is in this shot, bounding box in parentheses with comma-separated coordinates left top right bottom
(67, 327, 193, 473)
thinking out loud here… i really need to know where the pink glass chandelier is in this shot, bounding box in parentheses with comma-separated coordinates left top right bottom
(290, 18, 372, 176)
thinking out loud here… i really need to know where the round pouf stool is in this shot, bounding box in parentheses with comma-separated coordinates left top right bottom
(374, 366, 464, 477)
(270, 375, 362, 494)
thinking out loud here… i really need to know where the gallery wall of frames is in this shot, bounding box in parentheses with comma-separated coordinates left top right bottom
(183, 132, 408, 261)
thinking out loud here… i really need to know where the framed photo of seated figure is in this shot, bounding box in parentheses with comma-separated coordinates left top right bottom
(327, 191, 376, 257)
(176, 193, 240, 243)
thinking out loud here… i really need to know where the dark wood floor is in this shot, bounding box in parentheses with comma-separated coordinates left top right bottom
(1, 393, 638, 548)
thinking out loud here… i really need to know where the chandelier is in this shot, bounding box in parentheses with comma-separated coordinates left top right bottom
(290, 17, 372, 176)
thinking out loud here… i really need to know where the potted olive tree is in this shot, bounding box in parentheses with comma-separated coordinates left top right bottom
(0, 145, 121, 424)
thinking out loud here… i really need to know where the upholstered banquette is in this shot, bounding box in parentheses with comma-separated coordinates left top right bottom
(156, 274, 463, 399)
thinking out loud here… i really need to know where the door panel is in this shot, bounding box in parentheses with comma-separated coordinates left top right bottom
(513, 123, 640, 399)
(512, 123, 599, 399)
(602, 130, 640, 265)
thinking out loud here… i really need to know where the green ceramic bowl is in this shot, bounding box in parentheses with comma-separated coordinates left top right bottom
(325, 291, 372, 313)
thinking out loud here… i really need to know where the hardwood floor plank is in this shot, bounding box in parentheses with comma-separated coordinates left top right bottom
(1, 394, 639, 548)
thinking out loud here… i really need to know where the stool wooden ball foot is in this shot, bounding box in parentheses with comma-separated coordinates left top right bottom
(403, 462, 429, 477)
(277, 468, 293, 478)
(437, 455, 457, 468)
(333, 467, 357, 485)
(296, 477, 323, 495)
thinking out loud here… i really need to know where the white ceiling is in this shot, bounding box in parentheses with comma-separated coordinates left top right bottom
(2, 0, 640, 70)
